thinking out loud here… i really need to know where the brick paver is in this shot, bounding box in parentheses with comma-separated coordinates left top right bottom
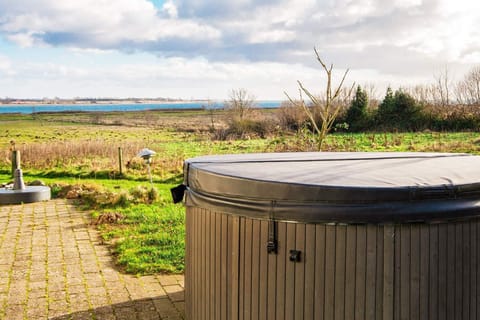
(0, 199, 185, 320)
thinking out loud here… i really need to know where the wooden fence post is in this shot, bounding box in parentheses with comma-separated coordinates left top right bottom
(11, 150, 20, 178)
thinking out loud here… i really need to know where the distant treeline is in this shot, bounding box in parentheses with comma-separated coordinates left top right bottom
(338, 86, 480, 132)
(279, 87, 480, 133)
(279, 65, 480, 133)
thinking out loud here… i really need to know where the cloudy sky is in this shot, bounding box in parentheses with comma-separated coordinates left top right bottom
(0, 0, 479, 100)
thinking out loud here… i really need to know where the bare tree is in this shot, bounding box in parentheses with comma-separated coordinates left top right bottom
(405, 84, 432, 104)
(202, 99, 221, 131)
(285, 48, 354, 150)
(433, 66, 452, 106)
(363, 82, 379, 108)
(224, 88, 256, 121)
(455, 66, 480, 105)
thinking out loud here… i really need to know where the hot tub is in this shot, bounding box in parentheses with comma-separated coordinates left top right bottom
(180, 152, 480, 320)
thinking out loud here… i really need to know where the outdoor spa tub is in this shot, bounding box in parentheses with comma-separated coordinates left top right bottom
(178, 152, 480, 320)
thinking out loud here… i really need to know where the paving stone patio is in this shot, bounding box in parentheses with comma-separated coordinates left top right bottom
(0, 199, 185, 320)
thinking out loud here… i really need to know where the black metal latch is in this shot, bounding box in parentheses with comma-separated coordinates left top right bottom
(289, 250, 301, 262)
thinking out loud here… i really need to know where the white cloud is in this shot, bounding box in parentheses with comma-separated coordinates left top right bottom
(0, 0, 479, 99)
(1, 0, 479, 69)
(0, 52, 337, 99)
(0, 0, 220, 49)
(5, 32, 38, 47)
(0, 55, 14, 75)
(162, 0, 178, 18)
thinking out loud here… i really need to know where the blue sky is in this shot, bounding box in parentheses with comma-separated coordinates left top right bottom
(0, 0, 479, 100)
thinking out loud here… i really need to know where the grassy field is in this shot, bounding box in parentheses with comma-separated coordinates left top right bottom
(1, 110, 480, 274)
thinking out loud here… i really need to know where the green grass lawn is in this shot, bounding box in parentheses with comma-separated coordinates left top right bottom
(1, 112, 480, 275)
(94, 200, 185, 274)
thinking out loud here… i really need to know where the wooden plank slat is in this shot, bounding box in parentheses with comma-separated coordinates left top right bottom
(382, 225, 395, 320)
(199, 209, 208, 320)
(238, 218, 244, 319)
(334, 225, 346, 320)
(400, 225, 411, 320)
(304, 224, 316, 320)
(184, 209, 190, 320)
(258, 220, 268, 320)
(243, 218, 253, 319)
(355, 225, 367, 320)
(276, 222, 287, 320)
(209, 212, 215, 319)
(294, 224, 306, 320)
(394, 225, 401, 320)
(459, 222, 471, 319)
(474, 219, 480, 319)
(314, 224, 326, 320)
(284, 223, 296, 319)
(438, 224, 447, 320)
(221, 214, 230, 319)
(446, 224, 455, 320)
(365, 225, 377, 320)
(344, 225, 356, 320)
(251, 219, 261, 320)
(185, 208, 192, 320)
(243, 219, 253, 319)
(215, 213, 222, 320)
(197, 209, 203, 320)
(471, 221, 478, 320)
(190, 208, 194, 320)
(375, 225, 384, 320)
(455, 223, 463, 320)
(410, 224, 420, 320)
(195, 209, 203, 317)
(230, 216, 240, 320)
(205, 210, 211, 320)
(428, 224, 438, 320)
(210, 211, 216, 319)
(324, 225, 336, 320)
(462, 222, 470, 320)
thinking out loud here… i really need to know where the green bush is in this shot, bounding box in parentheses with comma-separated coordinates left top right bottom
(345, 85, 369, 131)
(376, 88, 423, 130)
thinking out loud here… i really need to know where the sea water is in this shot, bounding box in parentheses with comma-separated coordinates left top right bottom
(0, 101, 282, 114)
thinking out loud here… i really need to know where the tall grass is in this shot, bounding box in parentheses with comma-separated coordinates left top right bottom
(9, 140, 143, 168)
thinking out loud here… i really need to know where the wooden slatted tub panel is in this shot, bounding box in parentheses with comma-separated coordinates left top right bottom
(184, 202, 192, 320)
(186, 207, 241, 320)
(185, 208, 480, 320)
(258, 220, 269, 320)
(266, 219, 278, 320)
(303, 224, 316, 320)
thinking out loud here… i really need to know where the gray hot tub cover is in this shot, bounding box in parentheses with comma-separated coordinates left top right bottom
(181, 152, 480, 223)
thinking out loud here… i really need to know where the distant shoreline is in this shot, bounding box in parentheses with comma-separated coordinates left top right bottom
(0, 99, 210, 106)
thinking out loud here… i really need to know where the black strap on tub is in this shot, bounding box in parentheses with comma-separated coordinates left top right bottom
(267, 200, 278, 254)
(171, 184, 187, 204)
